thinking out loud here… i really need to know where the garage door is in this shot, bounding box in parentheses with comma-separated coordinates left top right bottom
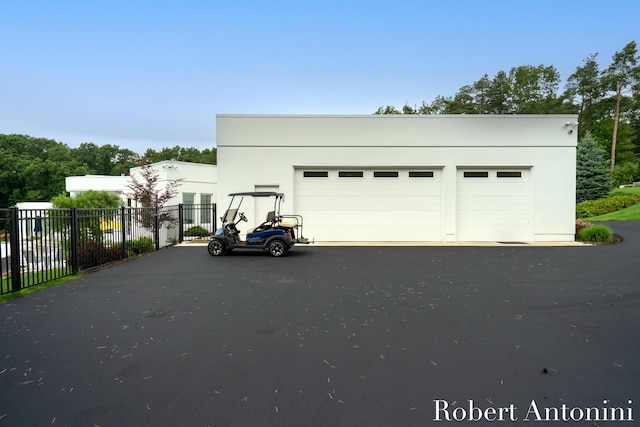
(456, 169, 531, 242)
(294, 169, 442, 241)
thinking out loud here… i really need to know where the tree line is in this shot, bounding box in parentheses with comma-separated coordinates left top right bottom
(0, 133, 216, 207)
(375, 40, 640, 189)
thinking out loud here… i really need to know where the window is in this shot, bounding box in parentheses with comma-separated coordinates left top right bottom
(339, 171, 364, 178)
(303, 171, 329, 178)
(463, 171, 489, 178)
(183, 193, 195, 224)
(374, 171, 399, 178)
(183, 193, 195, 204)
(497, 171, 522, 178)
(409, 171, 434, 178)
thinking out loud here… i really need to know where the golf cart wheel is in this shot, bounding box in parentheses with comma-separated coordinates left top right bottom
(268, 240, 288, 257)
(208, 240, 225, 256)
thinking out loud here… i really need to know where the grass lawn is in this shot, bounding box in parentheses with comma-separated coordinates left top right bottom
(0, 273, 82, 304)
(611, 186, 640, 196)
(584, 186, 640, 221)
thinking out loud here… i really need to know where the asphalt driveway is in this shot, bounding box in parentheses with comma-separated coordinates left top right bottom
(1, 222, 639, 426)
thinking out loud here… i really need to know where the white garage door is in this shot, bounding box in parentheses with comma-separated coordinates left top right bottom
(294, 169, 443, 241)
(456, 169, 531, 242)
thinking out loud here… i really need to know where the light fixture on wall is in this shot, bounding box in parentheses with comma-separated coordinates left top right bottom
(563, 121, 578, 134)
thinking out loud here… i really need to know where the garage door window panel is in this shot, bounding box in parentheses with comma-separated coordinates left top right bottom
(497, 171, 522, 178)
(374, 171, 399, 178)
(463, 171, 489, 178)
(409, 171, 434, 178)
(303, 171, 329, 178)
(339, 171, 364, 178)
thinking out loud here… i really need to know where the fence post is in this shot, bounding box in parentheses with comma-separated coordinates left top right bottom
(154, 206, 160, 251)
(178, 204, 184, 243)
(9, 207, 21, 292)
(70, 208, 79, 274)
(120, 206, 127, 256)
(212, 203, 217, 232)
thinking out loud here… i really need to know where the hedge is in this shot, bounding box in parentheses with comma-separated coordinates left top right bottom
(576, 193, 640, 218)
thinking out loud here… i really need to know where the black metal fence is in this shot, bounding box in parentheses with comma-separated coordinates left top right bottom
(0, 204, 216, 296)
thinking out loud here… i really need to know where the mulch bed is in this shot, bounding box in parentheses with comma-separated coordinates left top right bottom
(581, 233, 623, 245)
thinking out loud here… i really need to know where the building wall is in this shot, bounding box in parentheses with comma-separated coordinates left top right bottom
(129, 160, 217, 207)
(66, 161, 217, 207)
(216, 114, 578, 242)
(65, 175, 130, 203)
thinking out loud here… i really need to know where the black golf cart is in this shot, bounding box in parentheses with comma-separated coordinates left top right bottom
(207, 192, 310, 257)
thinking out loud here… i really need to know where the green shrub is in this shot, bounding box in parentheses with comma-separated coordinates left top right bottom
(576, 193, 640, 218)
(612, 162, 640, 188)
(126, 236, 155, 255)
(577, 225, 613, 242)
(184, 225, 210, 237)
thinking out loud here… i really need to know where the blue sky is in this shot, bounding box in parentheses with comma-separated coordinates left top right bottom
(1, 0, 639, 154)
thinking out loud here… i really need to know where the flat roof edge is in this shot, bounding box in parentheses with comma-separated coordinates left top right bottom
(216, 114, 578, 119)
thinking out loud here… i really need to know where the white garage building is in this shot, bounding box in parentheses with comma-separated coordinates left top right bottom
(216, 114, 578, 243)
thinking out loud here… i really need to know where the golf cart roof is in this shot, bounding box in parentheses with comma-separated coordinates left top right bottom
(228, 192, 284, 198)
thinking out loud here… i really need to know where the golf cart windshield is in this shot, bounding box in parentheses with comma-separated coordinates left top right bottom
(222, 208, 238, 224)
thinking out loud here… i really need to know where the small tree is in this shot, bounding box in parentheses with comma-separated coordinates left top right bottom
(612, 162, 640, 188)
(50, 190, 123, 242)
(125, 163, 183, 231)
(576, 132, 613, 203)
(51, 190, 122, 208)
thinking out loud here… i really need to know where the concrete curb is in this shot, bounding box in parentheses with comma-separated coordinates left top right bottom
(177, 240, 589, 247)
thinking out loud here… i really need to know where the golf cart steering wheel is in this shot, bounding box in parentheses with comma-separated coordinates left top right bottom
(238, 212, 248, 222)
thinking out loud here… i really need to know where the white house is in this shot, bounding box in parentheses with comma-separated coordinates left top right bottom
(15, 202, 53, 210)
(66, 161, 217, 208)
(216, 114, 578, 242)
(66, 175, 130, 204)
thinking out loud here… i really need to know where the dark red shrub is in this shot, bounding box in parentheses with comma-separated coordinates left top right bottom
(78, 240, 126, 269)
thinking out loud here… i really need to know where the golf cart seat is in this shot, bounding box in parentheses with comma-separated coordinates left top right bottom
(261, 211, 296, 229)
(247, 211, 277, 234)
